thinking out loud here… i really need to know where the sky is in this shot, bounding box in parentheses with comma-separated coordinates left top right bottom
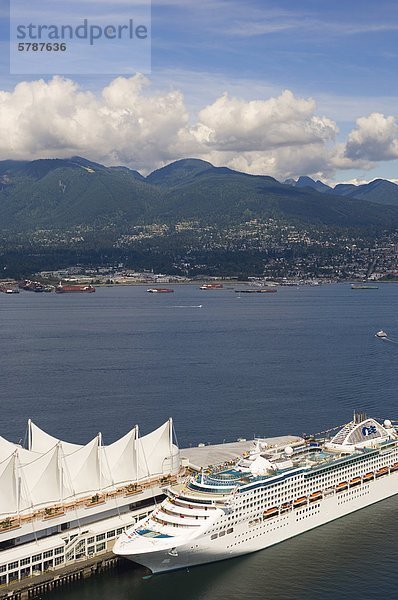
(1, 0, 398, 183)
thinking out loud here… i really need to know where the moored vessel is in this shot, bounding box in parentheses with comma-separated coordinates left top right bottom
(351, 284, 378, 290)
(199, 283, 223, 290)
(114, 413, 398, 574)
(56, 284, 95, 293)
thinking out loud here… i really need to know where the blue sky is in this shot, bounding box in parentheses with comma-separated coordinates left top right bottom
(1, 0, 398, 182)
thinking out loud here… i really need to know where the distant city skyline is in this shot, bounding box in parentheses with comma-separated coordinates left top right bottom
(1, 0, 398, 183)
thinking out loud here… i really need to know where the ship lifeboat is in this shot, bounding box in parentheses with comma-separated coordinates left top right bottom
(293, 496, 307, 508)
(263, 507, 279, 519)
(336, 481, 348, 492)
(309, 491, 322, 502)
(375, 466, 389, 478)
(363, 472, 374, 482)
(349, 477, 361, 487)
(280, 502, 291, 513)
(390, 463, 398, 472)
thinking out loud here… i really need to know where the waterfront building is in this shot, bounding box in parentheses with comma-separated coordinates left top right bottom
(0, 420, 179, 587)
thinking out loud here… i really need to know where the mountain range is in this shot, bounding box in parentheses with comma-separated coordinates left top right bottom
(0, 156, 398, 232)
(285, 175, 398, 207)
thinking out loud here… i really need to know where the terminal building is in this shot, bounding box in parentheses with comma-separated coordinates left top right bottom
(0, 419, 180, 588)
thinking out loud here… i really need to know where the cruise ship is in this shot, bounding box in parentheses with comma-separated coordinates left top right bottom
(114, 413, 398, 573)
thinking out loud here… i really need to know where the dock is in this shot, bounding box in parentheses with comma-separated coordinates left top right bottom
(0, 552, 136, 599)
(0, 433, 299, 598)
(181, 435, 300, 470)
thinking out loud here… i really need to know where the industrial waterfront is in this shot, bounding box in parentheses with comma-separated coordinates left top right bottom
(1, 284, 398, 599)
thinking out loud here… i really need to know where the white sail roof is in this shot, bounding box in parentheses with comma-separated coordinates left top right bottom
(19, 445, 62, 511)
(137, 421, 176, 480)
(0, 435, 41, 465)
(29, 421, 82, 455)
(101, 427, 138, 488)
(0, 454, 18, 516)
(0, 419, 179, 517)
(63, 437, 101, 498)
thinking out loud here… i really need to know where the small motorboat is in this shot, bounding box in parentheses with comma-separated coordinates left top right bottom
(375, 330, 387, 338)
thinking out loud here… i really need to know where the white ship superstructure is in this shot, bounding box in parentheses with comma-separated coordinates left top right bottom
(114, 414, 398, 573)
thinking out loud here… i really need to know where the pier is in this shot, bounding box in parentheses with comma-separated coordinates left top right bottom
(181, 435, 299, 470)
(0, 552, 126, 599)
(0, 433, 299, 597)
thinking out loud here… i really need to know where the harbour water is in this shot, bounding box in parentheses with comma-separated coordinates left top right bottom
(1, 283, 398, 599)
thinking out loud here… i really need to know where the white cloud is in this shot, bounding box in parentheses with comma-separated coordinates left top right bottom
(0, 75, 188, 171)
(191, 90, 336, 151)
(178, 90, 338, 179)
(336, 178, 378, 186)
(344, 112, 398, 161)
(0, 75, 396, 180)
(195, 143, 338, 181)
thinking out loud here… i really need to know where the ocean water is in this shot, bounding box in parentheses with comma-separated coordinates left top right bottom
(1, 283, 398, 599)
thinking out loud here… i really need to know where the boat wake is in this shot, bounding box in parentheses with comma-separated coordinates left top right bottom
(376, 331, 398, 344)
(380, 336, 398, 344)
(171, 305, 203, 308)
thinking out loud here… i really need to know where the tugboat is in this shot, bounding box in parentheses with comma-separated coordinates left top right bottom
(375, 330, 388, 338)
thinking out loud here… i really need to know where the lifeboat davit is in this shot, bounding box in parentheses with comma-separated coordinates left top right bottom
(375, 467, 389, 478)
(349, 477, 361, 487)
(293, 496, 307, 508)
(336, 481, 348, 492)
(309, 491, 322, 502)
(263, 507, 278, 519)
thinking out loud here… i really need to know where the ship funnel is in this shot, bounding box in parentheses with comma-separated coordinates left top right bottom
(354, 411, 367, 424)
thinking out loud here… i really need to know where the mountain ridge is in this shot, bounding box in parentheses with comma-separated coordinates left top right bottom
(285, 174, 398, 206)
(0, 156, 398, 232)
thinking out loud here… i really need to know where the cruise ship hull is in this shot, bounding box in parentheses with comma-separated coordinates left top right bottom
(122, 471, 398, 573)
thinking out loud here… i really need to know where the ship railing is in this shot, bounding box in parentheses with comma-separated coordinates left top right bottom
(160, 505, 208, 520)
(202, 475, 240, 486)
(210, 459, 240, 473)
(165, 493, 217, 511)
(152, 514, 198, 529)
